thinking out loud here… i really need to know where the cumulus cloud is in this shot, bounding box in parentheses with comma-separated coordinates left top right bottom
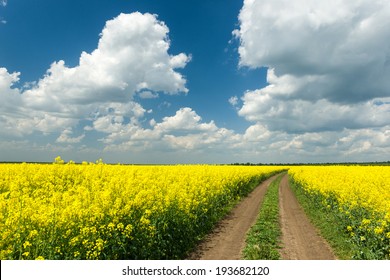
(22, 12, 189, 109)
(0, 12, 190, 140)
(0, 68, 22, 109)
(232, 0, 390, 160)
(235, 0, 390, 103)
(154, 107, 218, 133)
(228, 96, 239, 107)
(138, 90, 159, 99)
(56, 128, 85, 144)
(100, 107, 242, 153)
(238, 75, 390, 133)
(92, 102, 146, 132)
(1, 5, 389, 163)
(234, 0, 390, 137)
(243, 124, 271, 142)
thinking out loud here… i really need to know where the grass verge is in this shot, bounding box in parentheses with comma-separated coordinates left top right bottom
(288, 178, 354, 259)
(242, 174, 283, 260)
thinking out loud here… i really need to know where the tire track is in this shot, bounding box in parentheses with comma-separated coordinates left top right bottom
(187, 174, 281, 260)
(278, 174, 336, 260)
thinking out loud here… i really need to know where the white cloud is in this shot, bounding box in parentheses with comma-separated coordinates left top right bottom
(238, 80, 390, 133)
(155, 107, 218, 133)
(22, 12, 189, 110)
(91, 101, 148, 143)
(157, 109, 240, 150)
(56, 128, 85, 144)
(1, 6, 389, 163)
(162, 130, 239, 150)
(228, 96, 239, 107)
(138, 90, 159, 99)
(230, 0, 390, 162)
(0, 68, 21, 108)
(0, 12, 190, 140)
(170, 53, 192, 69)
(100, 107, 241, 153)
(243, 124, 271, 142)
(235, 0, 390, 104)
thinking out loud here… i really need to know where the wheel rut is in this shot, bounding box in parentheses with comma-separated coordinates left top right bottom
(187, 173, 336, 260)
(187, 174, 280, 260)
(279, 174, 336, 260)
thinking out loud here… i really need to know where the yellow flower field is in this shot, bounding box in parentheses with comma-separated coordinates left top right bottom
(288, 166, 390, 259)
(0, 160, 284, 260)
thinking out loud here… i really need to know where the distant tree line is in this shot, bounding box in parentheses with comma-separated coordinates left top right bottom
(229, 161, 390, 166)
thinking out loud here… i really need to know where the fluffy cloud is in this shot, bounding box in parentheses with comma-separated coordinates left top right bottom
(228, 96, 239, 107)
(154, 107, 218, 133)
(0, 12, 190, 139)
(101, 107, 240, 152)
(1, 5, 389, 163)
(235, 0, 390, 103)
(22, 12, 190, 110)
(138, 90, 159, 99)
(56, 128, 85, 144)
(3, 12, 225, 160)
(233, 0, 390, 160)
(0, 68, 22, 109)
(238, 72, 390, 133)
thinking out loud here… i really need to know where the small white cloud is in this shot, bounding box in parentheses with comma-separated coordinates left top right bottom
(169, 53, 192, 69)
(243, 124, 270, 142)
(228, 96, 239, 106)
(1, 0, 7, 7)
(83, 126, 94, 131)
(155, 107, 217, 133)
(149, 119, 156, 127)
(138, 90, 159, 99)
(158, 101, 171, 109)
(56, 128, 85, 144)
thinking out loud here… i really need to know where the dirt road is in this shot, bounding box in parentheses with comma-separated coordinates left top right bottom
(187, 174, 279, 260)
(187, 173, 336, 260)
(279, 174, 336, 259)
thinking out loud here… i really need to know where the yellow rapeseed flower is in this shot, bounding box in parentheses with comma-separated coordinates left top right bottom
(0, 161, 286, 259)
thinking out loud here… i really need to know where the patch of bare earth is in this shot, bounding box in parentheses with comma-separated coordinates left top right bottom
(187, 174, 279, 260)
(278, 174, 336, 260)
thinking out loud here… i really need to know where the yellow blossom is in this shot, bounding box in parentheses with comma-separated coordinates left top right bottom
(0, 162, 286, 259)
(23, 241, 32, 249)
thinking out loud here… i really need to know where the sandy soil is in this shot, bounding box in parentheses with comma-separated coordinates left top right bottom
(187, 174, 279, 260)
(278, 174, 336, 260)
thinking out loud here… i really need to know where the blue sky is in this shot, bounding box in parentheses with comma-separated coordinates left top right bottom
(0, 0, 265, 131)
(1, 0, 389, 163)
